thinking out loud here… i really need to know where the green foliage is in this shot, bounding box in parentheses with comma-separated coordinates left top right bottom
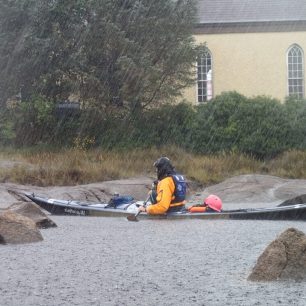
(283, 96, 306, 149)
(128, 102, 196, 148)
(0, 0, 37, 105)
(191, 92, 249, 153)
(190, 92, 296, 158)
(0, 0, 202, 112)
(3, 2, 306, 158)
(2, 86, 306, 159)
(68, 102, 196, 150)
(8, 95, 56, 146)
(0, 109, 15, 145)
(235, 96, 292, 158)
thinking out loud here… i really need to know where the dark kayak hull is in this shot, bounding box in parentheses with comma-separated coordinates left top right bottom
(26, 194, 306, 220)
(25, 193, 306, 221)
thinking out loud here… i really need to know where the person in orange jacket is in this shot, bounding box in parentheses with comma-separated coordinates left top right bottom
(138, 157, 186, 215)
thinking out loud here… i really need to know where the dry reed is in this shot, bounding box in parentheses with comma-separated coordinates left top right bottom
(0, 147, 306, 186)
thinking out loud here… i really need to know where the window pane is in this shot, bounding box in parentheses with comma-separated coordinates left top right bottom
(288, 45, 304, 98)
(197, 50, 212, 103)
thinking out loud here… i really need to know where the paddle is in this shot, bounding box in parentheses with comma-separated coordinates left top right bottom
(127, 195, 150, 222)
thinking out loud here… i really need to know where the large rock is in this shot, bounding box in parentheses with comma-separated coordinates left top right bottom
(248, 228, 306, 281)
(0, 210, 43, 244)
(8, 202, 57, 229)
(190, 175, 306, 209)
(0, 177, 154, 210)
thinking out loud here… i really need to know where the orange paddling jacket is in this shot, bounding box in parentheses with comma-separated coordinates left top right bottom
(146, 176, 185, 215)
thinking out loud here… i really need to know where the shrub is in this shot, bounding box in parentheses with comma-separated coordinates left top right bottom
(0, 109, 15, 145)
(9, 95, 56, 146)
(190, 92, 293, 158)
(130, 102, 196, 148)
(93, 102, 196, 149)
(190, 91, 248, 153)
(283, 96, 306, 150)
(3, 91, 306, 160)
(232, 96, 290, 158)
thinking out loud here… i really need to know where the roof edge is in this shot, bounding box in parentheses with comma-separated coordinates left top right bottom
(194, 20, 306, 34)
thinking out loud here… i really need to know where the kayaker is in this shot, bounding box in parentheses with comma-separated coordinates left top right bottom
(138, 157, 186, 214)
(188, 194, 222, 213)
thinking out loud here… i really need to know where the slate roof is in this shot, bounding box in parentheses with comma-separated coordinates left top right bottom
(197, 0, 306, 24)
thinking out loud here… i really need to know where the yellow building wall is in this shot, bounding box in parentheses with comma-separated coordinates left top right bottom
(183, 31, 306, 103)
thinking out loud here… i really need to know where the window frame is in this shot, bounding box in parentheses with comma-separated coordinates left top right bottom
(287, 44, 304, 98)
(196, 49, 213, 103)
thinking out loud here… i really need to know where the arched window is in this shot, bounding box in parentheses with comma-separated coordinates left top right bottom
(197, 49, 212, 103)
(287, 44, 304, 98)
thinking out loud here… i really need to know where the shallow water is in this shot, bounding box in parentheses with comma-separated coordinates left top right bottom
(1, 216, 306, 306)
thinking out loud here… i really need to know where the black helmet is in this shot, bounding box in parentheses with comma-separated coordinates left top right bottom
(153, 157, 174, 180)
(153, 157, 171, 168)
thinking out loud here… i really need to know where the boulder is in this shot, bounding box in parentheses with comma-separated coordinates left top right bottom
(248, 228, 306, 281)
(0, 210, 43, 244)
(7, 202, 57, 229)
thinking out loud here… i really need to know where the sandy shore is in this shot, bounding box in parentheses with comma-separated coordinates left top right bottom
(1, 216, 306, 306)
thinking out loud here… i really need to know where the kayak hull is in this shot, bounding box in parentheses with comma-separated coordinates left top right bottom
(25, 193, 306, 221)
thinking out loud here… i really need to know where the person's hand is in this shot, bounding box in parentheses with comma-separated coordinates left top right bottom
(138, 206, 146, 212)
(152, 180, 158, 188)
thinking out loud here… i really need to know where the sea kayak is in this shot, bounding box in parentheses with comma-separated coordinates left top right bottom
(25, 193, 306, 221)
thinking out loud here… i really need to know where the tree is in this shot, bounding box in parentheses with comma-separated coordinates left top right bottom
(0, 0, 36, 105)
(0, 0, 203, 115)
(0, 0, 89, 105)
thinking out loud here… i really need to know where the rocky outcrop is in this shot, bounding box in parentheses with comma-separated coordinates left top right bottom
(8, 202, 57, 229)
(0, 210, 43, 244)
(2, 175, 306, 211)
(278, 194, 306, 207)
(190, 175, 306, 208)
(0, 177, 154, 210)
(248, 228, 306, 281)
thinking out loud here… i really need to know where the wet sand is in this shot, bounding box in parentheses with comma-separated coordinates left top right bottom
(1, 216, 306, 306)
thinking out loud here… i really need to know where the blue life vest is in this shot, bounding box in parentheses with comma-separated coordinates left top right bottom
(171, 174, 186, 203)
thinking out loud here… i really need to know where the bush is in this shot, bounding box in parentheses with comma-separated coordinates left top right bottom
(232, 96, 291, 158)
(190, 91, 248, 153)
(189, 92, 300, 158)
(0, 109, 15, 145)
(10, 95, 56, 146)
(88, 102, 196, 149)
(3, 95, 82, 147)
(130, 102, 196, 148)
(283, 96, 306, 150)
(3, 91, 306, 159)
